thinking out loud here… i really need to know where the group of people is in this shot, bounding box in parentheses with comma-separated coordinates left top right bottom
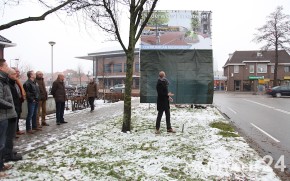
(1, 57, 172, 177)
(0, 58, 71, 177)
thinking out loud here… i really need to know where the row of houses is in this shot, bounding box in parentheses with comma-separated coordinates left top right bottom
(78, 49, 290, 92)
(223, 50, 290, 91)
(2, 34, 290, 92)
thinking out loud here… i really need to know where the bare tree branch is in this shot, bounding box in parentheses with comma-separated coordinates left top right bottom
(0, 0, 75, 31)
(102, 0, 127, 52)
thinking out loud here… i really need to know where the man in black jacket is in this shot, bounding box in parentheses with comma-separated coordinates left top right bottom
(23, 70, 40, 134)
(4, 68, 22, 162)
(155, 71, 176, 134)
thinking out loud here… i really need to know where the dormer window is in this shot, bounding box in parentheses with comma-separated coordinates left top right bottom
(257, 52, 262, 57)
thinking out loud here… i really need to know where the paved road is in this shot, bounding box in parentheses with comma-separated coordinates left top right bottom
(213, 92, 290, 177)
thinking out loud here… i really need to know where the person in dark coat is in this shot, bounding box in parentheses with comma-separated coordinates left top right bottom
(51, 74, 67, 125)
(155, 71, 175, 134)
(23, 70, 41, 134)
(35, 71, 49, 127)
(0, 59, 15, 176)
(4, 68, 22, 162)
(11, 67, 26, 136)
(86, 78, 98, 112)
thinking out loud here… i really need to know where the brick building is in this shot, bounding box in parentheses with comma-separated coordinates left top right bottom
(223, 50, 290, 92)
(77, 49, 140, 89)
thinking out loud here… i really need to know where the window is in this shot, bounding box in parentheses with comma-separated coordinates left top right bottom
(124, 64, 126, 72)
(104, 64, 111, 73)
(113, 64, 122, 72)
(249, 65, 254, 73)
(257, 64, 267, 73)
(271, 65, 275, 73)
(234, 65, 239, 73)
(135, 63, 140, 72)
(284, 66, 290, 72)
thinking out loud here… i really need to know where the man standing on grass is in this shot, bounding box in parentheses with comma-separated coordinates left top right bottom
(86, 78, 98, 112)
(5, 68, 22, 162)
(23, 70, 41, 134)
(155, 71, 176, 134)
(35, 71, 49, 127)
(51, 74, 67, 125)
(0, 59, 15, 177)
(11, 67, 26, 136)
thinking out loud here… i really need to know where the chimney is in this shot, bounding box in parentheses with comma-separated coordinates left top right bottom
(257, 52, 262, 57)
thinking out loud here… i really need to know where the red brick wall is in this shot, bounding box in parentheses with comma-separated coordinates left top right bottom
(0, 46, 4, 59)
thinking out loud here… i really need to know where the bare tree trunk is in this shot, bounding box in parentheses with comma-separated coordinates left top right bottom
(274, 47, 279, 86)
(122, 48, 134, 132)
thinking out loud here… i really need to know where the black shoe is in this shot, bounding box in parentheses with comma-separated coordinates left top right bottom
(57, 122, 61, 125)
(42, 123, 50, 126)
(5, 153, 22, 162)
(60, 121, 68, 124)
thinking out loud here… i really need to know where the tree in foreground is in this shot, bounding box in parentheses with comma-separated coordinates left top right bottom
(73, 0, 159, 132)
(253, 6, 290, 86)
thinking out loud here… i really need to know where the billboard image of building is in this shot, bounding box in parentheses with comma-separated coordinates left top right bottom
(140, 10, 213, 104)
(141, 10, 211, 49)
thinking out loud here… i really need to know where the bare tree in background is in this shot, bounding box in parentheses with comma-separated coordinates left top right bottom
(19, 62, 34, 82)
(71, 0, 159, 132)
(76, 64, 84, 86)
(253, 6, 290, 86)
(0, 0, 78, 31)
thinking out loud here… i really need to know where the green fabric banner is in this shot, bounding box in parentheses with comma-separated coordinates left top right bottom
(140, 49, 213, 104)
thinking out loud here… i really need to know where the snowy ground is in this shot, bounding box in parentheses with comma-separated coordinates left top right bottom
(4, 101, 280, 180)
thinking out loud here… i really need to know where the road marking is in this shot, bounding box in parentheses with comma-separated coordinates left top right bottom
(244, 99, 274, 109)
(227, 107, 237, 114)
(251, 123, 280, 143)
(244, 99, 290, 114)
(274, 109, 290, 115)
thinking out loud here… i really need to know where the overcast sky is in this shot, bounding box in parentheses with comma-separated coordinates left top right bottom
(1, 0, 290, 74)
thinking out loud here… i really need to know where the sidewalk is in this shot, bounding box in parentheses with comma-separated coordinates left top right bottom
(5, 98, 280, 180)
(14, 99, 137, 154)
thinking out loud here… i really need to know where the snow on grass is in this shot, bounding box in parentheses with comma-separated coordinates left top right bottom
(4, 103, 279, 180)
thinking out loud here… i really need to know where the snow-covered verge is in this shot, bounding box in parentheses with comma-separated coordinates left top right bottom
(3, 104, 279, 180)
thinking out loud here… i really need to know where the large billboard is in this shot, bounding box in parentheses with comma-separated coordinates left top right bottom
(140, 10, 213, 104)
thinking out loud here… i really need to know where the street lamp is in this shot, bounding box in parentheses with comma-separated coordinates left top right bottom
(48, 41, 56, 86)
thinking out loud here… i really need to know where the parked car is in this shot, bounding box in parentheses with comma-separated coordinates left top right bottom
(266, 86, 290, 97)
(110, 84, 125, 92)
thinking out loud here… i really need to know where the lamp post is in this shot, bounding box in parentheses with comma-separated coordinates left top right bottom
(87, 71, 90, 82)
(48, 41, 56, 86)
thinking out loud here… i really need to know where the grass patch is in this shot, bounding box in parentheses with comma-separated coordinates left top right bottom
(210, 121, 239, 138)
(210, 121, 235, 132)
(218, 131, 239, 138)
